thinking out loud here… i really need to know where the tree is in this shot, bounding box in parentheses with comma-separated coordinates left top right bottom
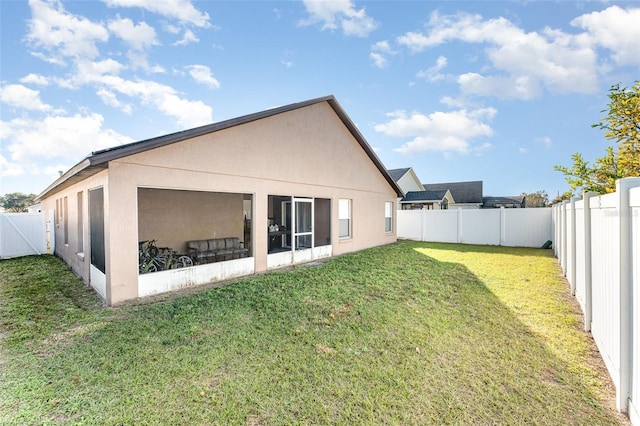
(521, 190, 549, 207)
(0, 192, 37, 212)
(550, 191, 572, 205)
(555, 81, 640, 195)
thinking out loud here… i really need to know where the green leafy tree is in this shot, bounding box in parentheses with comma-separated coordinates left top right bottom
(555, 81, 640, 195)
(550, 191, 573, 205)
(521, 190, 549, 207)
(0, 192, 37, 212)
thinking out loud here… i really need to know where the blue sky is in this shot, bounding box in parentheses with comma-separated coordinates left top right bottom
(1, 0, 639, 200)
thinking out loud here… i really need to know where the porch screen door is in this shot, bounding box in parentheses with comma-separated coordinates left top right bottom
(293, 198, 313, 250)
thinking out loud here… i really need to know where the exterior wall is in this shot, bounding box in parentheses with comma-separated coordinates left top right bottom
(39, 170, 109, 295)
(43, 101, 397, 305)
(396, 171, 423, 193)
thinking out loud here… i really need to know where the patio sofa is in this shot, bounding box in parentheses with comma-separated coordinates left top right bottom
(187, 237, 249, 264)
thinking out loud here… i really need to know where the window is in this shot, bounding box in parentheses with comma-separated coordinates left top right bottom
(77, 191, 84, 253)
(339, 199, 351, 239)
(63, 196, 68, 245)
(384, 202, 393, 233)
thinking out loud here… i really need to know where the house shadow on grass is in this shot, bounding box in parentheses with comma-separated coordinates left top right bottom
(0, 241, 629, 425)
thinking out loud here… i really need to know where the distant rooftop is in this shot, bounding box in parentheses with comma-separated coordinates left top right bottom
(387, 168, 411, 182)
(483, 196, 525, 208)
(422, 181, 483, 204)
(401, 190, 449, 203)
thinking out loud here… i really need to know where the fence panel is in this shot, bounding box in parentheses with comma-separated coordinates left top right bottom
(552, 177, 640, 420)
(460, 209, 500, 245)
(502, 208, 553, 247)
(397, 207, 551, 248)
(0, 213, 47, 259)
(568, 201, 577, 292)
(574, 200, 587, 312)
(421, 210, 459, 243)
(396, 210, 423, 240)
(589, 193, 622, 398)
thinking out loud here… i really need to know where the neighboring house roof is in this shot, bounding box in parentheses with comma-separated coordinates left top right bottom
(387, 168, 411, 182)
(37, 95, 403, 200)
(482, 196, 526, 208)
(387, 167, 423, 195)
(401, 189, 449, 203)
(422, 181, 483, 204)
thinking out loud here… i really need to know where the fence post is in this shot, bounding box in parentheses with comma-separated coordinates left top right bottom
(560, 200, 569, 275)
(500, 206, 506, 246)
(617, 177, 640, 413)
(552, 204, 559, 257)
(582, 191, 596, 332)
(456, 208, 462, 244)
(570, 197, 578, 295)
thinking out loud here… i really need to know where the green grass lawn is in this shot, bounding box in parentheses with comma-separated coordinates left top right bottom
(0, 241, 627, 425)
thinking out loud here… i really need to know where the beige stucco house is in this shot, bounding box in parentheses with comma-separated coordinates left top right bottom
(37, 96, 402, 305)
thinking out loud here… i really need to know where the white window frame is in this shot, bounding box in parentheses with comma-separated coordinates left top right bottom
(338, 199, 351, 239)
(384, 201, 393, 233)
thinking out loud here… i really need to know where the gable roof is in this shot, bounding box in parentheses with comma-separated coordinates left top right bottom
(401, 190, 449, 203)
(38, 95, 403, 200)
(387, 168, 411, 182)
(387, 167, 424, 195)
(422, 181, 483, 204)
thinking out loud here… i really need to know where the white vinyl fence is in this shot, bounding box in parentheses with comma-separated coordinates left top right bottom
(552, 177, 640, 422)
(0, 212, 48, 259)
(397, 207, 552, 248)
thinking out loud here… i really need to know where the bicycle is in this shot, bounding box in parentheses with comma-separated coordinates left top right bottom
(138, 240, 193, 274)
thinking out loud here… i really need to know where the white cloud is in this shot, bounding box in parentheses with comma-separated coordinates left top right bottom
(77, 58, 125, 77)
(0, 154, 25, 177)
(536, 136, 552, 148)
(439, 96, 468, 108)
(370, 40, 394, 68)
(300, 0, 377, 37)
(174, 29, 199, 46)
(96, 88, 133, 114)
(397, 10, 601, 98)
(374, 107, 496, 155)
(186, 65, 221, 88)
(20, 73, 50, 85)
(27, 0, 109, 61)
(0, 84, 52, 112)
(103, 0, 211, 28)
(1, 113, 133, 166)
(108, 17, 158, 51)
(457, 73, 542, 100)
(571, 6, 640, 66)
(369, 52, 387, 69)
(43, 164, 73, 180)
(416, 55, 448, 82)
(96, 75, 213, 127)
(51, 56, 212, 126)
